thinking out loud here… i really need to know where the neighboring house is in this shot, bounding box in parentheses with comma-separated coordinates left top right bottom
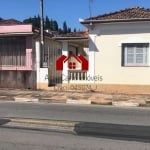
(0, 19, 36, 89)
(0, 19, 61, 89)
(51, 31, 89, 85)
(80, 7, 150, 94)
(0, 19, 89, 89)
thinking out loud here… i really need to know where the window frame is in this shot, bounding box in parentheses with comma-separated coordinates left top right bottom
(0, 36, 26, 66)
(122, 43, 149, 67)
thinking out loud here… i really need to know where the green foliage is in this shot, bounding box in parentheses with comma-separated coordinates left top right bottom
(23, 15, 74, 34)
(73, 28, 77, 32)
(23, 15, 40, 28)
(63, 21, 68, 34)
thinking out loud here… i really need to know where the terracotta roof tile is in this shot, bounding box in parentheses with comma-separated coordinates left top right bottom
(57, 30, 89, 38)
(0, 19, 23, 25)
(86, 7, 150, 21)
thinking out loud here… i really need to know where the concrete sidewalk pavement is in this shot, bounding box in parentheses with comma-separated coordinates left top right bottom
(0, 88, 150, 107)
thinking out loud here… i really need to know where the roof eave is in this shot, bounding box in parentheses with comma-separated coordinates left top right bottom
(52, 37, 88, 41)
(80, 18, 150, 25)
(0, 32, 34, 36)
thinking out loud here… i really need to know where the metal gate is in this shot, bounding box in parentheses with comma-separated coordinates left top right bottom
(46, 41, 62, 86)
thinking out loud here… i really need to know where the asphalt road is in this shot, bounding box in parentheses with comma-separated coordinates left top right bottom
(0, 102, 150, 149)
(0, 127, 150, 150)
(0, 102, 150, 126)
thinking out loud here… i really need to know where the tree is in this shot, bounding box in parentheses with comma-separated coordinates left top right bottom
(23, 15, 40, 28)
(73, 28, 77, 32)
(52, 20, 58, 31)
(35, 15, 40, 28)
(45, 18, 58, 31)
(44, 16, 50, 29)
(63, 21, 68, 34)
(67, 27, 71, 33)
(23, 16, 76, 34)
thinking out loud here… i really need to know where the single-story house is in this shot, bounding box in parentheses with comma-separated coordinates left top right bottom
(0, 19, 62, 89)
(37, 31, 89, 89)
(0, 19, 36, 89)
(0, 19, 89, 89)
(2, 7, 150, 94)
(79, 7, 150, 94)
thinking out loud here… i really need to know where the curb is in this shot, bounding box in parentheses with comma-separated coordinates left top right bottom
(1, 118, 150, 141)
(2, 118, 77, 134)
(14, 97, 39, 102)
(66, 99, 91, 105)
(0, 95, 149, 107)
(112, 101, 139, 107)
(9, 118, 77, 127)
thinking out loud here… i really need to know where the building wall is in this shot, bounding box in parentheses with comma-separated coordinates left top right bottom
(90, 22, 150, 86)
(0, 33, 36, 89)
(0, 35, 32, 70)
(35, 38, 62, 89)
(0, 70, 36, 89)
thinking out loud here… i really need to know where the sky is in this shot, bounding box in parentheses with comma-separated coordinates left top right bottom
(0, 0, 150, 30)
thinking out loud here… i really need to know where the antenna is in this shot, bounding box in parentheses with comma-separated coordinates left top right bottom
(89, 0, 93, 18)
(40, 0, 44, 67)
(40, 0, 44, 45)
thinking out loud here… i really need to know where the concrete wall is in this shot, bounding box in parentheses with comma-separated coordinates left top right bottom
(0, 71, 36, 89)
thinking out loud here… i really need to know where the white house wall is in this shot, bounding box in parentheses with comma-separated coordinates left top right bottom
(62, 41, 68, 83)
(92, 22, 150, 85)
(36, 39, 62, 89)
(36, 41, 48, 89)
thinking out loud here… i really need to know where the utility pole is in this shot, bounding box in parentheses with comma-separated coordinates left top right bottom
(40, 0, 44, 67)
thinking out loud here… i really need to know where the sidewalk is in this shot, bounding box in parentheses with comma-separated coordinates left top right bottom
(0, 88, 150, 107)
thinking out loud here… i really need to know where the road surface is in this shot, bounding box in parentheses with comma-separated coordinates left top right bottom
(0, 102, 150, 149)
(0, 102, 150, 126)
(0, 127, 150, 150)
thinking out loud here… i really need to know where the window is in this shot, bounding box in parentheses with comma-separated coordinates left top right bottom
(68, 62, 76, 69)
(41, 43, 62, 68)
(122, 43, 149, 66)
(0, 36, 26, 66)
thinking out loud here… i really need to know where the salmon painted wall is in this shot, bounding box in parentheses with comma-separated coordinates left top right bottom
(0, 25, 32, 33)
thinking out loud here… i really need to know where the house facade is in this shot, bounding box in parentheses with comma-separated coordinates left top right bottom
(0, 19, 89, 90)
(80, 7, 150, 94)
(35, 31, 89, 90)
(0, 19, 36, 89)
(0, 19, 62, 89)
(52, 31, 89, 85)
(2, 7, 150, 94)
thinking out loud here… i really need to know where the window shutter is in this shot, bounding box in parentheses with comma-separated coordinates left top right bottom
(125, 47, 134, 65)
(144, 47, 148, 65)
(136, 47, 144, 64)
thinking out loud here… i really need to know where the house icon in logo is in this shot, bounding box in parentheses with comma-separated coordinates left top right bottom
(56, 54, 88, 71)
